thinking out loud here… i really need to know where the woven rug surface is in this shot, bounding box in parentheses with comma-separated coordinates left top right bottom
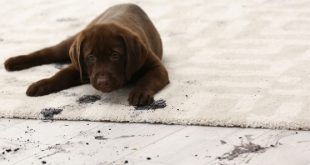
(1, 0, 310, 130)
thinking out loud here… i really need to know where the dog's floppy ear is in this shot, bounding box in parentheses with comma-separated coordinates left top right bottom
(69, 32, 88, 82)
(121, 28, 149, 81)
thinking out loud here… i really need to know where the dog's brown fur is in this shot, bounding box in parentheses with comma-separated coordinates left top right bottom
(4, 3, 169, 106)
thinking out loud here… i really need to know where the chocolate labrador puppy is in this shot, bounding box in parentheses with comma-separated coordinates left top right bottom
(4, 3, 169, 106)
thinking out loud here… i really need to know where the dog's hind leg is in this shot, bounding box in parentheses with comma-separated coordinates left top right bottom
(4, 36, 76, 71)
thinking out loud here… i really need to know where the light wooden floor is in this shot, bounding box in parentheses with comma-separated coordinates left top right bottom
(0, 119, 310, 165)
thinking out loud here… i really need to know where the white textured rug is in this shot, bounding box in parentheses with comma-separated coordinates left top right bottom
(1, 0, 310, 130)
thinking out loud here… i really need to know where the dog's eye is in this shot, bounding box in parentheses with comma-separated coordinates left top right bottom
(87, 54, 96, 63)
(110, 52, 120, 61)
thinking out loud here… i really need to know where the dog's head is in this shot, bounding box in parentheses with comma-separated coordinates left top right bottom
(69, 23, 149, 92)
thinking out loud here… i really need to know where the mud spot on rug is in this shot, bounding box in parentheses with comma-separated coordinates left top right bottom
(41, 108, 63, 120)
(134, 99, 167, 110)
(56, 17, 77, 22)
(60, 91, 78, 97)
(185, 80, 198, 84)
(0, 38, 3, 42)
(217, 142, 266, 160)
(77, 95, 101, 104)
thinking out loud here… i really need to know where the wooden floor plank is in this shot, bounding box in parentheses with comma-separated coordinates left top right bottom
(112, 126, 254, 165)
(0, 119, 109, 164)
(8, 120, 185, 165)
(0, 119, 27, 132)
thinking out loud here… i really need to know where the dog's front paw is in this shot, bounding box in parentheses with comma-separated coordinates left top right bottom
(26, 79, 56, 96)
(4, 56, 27, 71)
(128, 89, 154, 106)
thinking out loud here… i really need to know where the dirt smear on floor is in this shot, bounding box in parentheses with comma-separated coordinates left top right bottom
(94, 136, 108, 140)
(217, 142, 266, 160)
(94, 135, 136, 141)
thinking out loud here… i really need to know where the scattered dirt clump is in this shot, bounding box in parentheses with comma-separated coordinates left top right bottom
(94, 136, 108, 140)
(5, 149, 11, 153)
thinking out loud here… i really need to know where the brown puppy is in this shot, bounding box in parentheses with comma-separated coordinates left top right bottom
(4, 3, 169, 106)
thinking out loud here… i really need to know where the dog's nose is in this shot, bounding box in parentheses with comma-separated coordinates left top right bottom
(97, 76, 110, 88)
